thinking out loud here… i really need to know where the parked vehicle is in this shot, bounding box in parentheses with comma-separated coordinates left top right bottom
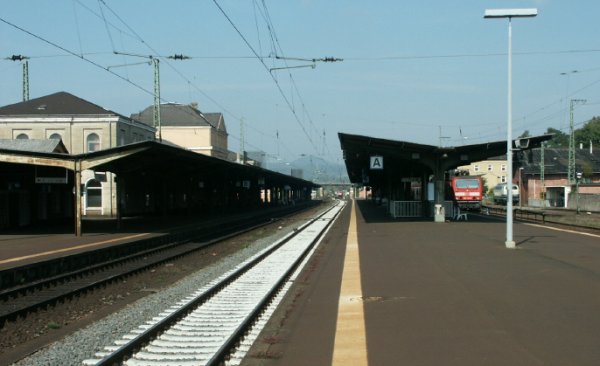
(450, 175, 483, 211)
(493, 183, 519, 205)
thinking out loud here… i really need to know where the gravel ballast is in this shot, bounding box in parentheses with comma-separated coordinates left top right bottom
(10, 205, 329, 366)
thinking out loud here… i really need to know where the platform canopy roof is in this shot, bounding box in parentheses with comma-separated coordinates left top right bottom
(0, 140, 318, 189)
(79, 140, 318, 188)
(338, 132, 553, 185)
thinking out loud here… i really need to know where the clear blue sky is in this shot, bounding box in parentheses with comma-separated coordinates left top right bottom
(1, 1, 599, 166)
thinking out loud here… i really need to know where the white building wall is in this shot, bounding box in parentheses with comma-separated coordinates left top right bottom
(0, 115, 155, 217)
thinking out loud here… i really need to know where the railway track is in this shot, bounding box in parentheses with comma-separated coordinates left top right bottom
(82, 200, 345, 366)
(0, 202, 319, 327)
(481, 204, 600, 232)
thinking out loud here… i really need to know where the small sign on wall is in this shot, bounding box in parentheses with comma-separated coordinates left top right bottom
(370, 155, 383, 170)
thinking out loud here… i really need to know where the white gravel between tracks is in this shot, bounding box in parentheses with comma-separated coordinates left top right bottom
(11, 214, 319, 366)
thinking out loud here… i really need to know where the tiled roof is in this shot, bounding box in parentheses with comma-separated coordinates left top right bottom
(520, 147, 600, 175)
(0, 91, 116, 116)
(131, 103, 223, 130)
(0, 139, 69, 154)
(203, 112, 227, 133)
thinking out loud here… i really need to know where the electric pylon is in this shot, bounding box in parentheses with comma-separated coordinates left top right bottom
(5, 55, 29, 101)
(568, 99, 586, 184)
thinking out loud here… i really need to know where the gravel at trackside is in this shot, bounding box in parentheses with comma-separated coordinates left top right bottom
(12, 215, 316, 366)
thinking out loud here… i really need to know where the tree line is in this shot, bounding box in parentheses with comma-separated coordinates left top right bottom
(519, 116, 600, 148)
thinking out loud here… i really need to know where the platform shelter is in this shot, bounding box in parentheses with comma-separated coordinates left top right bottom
(0, 141, 318, 235)
(338, 132, 551, 221)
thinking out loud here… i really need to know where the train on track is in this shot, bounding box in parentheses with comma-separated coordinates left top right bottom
(448, 175, 484, 211)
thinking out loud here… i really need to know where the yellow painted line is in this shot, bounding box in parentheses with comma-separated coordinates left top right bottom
(0, 233, 149, 266)
(333, 199, 368, 365)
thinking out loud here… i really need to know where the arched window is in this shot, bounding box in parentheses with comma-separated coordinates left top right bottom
(49, 133, 62, 140)
(86, 179, 102, 208)
(87, 133, 100, 152)
(16, 133, 29, 140)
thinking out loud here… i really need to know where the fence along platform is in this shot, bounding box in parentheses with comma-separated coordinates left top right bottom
(389, 201, 455, 218)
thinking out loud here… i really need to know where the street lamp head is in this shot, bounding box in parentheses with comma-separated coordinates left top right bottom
(484, 8, 538, 19)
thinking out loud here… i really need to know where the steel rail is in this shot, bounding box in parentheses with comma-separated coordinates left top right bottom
(85, 201, 343, 366)
(206, 203, 345, 366)
(0, 203, 318, 326)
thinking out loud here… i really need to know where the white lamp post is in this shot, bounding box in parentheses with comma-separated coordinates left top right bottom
(484, 8, 537, 249)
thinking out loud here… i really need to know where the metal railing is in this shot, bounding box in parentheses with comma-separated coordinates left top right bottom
(389, 201, 422, 218)
(388, 201, 455, 218)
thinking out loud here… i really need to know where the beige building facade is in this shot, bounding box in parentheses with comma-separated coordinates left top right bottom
(132, 103, 229, 160)
(457, 157, 508, 193)
(0, 91, 156, 217)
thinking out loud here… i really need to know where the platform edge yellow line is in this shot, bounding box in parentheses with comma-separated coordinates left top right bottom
(332, 199, 368, 365)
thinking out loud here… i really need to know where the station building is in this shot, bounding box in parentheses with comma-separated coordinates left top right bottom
(0, 92, 155, 219)
(0, 92, 318, 234)
(457, 156, 508, 190)
(339, 132, 552, 221)
(131, 103, 230, 161)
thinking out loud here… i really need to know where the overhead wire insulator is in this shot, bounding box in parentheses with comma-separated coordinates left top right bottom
(168, 54, 191, 60)
(7, 54, 28, 61)
(320, 57, 343, 62)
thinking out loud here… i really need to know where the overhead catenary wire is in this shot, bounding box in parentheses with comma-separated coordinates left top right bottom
(0, 13, 270, 159)
(94, 1, 284, 159)
(212, 0, 321, 155)
(71, 0, 84, 56)
(97, 0, 116, 52)
(252, 0, 264, 59)
(0, 16, 155, 100)
(256, 0, 324, 147)
(73, 0, 139, 44)
(101, 1, 285, 154)
(4, 2, 597, 160)
(342, 48, 600, 61)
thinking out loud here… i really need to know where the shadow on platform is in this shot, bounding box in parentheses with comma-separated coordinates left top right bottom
(355, 199, 433, 224)
(354, 199, 505, 225)
(0, 213, 216, 237)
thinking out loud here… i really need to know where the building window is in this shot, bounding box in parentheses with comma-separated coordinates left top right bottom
(16, 133, 29, 140)
(87, 133, 100, 152)
(119, 129, 126, 146)
(487, 164, 493, 172)
(86, 179, 102, 208)
(501, 164, 507, 172)
(49, 133, 62, 140)
(474, 164, 480, 172)
(501, 175, 507, 183)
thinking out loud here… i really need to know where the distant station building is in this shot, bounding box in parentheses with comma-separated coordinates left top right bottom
(456, 148, 600, 209)
(457, 156, 508, 190)
(0, 91, 156, 218)
(131, 103, 229, 161)
(0, 92, 319, 233)
(517, 147, 600, 209)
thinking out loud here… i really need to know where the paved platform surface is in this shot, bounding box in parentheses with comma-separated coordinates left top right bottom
(0, 203, 315, 270)
(242, 199, 600, 366)
(0, 211, 245, 270)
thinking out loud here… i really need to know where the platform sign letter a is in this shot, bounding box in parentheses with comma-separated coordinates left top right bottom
(370, 155, 383, 170)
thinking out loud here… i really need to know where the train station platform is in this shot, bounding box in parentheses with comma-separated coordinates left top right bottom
(0, 217, 171, 270)
(243, 199, 600, 366)
(0, 202, 310, 271)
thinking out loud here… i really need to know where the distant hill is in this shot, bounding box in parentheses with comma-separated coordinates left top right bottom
(265, 155, 350, 184)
